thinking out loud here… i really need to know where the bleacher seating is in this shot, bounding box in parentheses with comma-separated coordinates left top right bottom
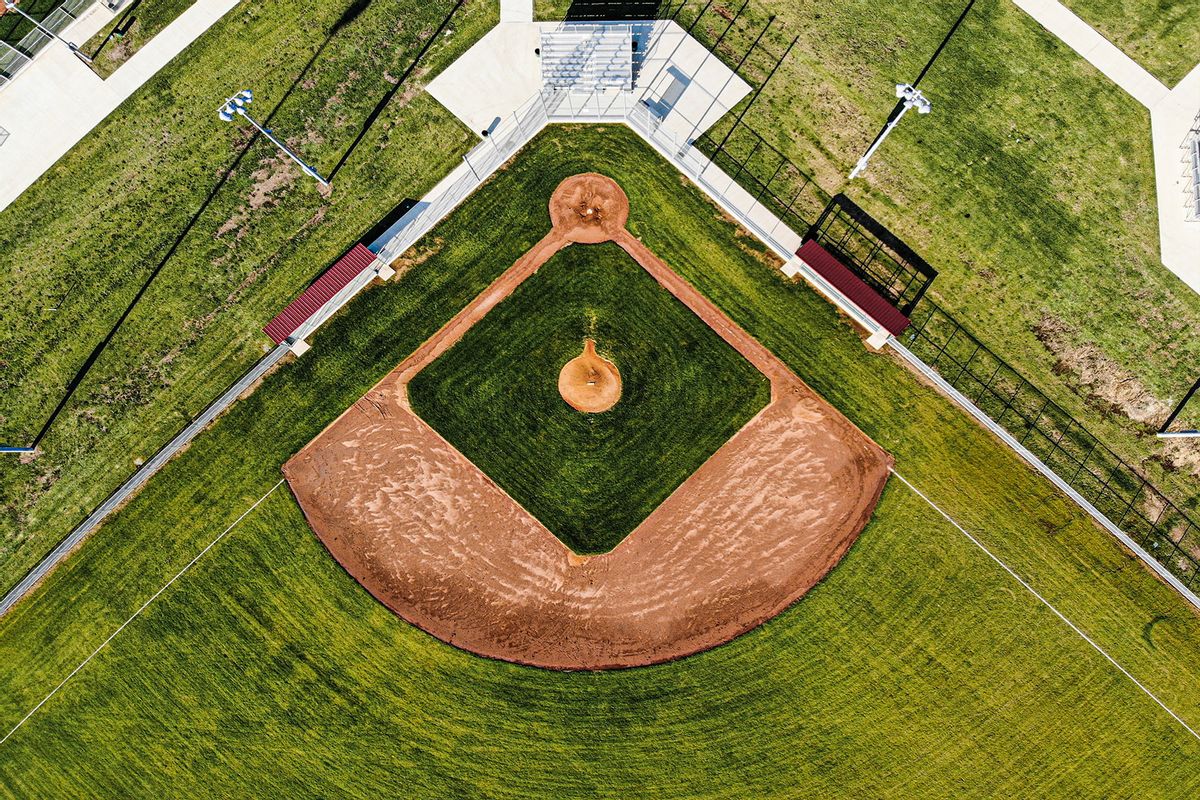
(540, 24, 632, 91)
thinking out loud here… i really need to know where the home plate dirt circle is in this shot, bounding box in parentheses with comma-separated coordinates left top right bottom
(559, 338, 622, 413)
(283, 173, 893, 670)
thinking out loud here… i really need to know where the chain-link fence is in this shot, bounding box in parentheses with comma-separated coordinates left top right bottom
(901, 300, 1200, 589)
(691, 117, 828, 241)
(804, 194, 937, 315)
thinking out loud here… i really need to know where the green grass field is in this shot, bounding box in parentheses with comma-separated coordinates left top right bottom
(0, 0, 498, 590)
(2, 126, 1199, 797)
(5, 0, 1196, 620)
(83, 0, 196, 78)
(1062, 0, 1200, 86)
(541, 0, 1200, 514)
(409, 242, 769, 553)
(706, 0, 1200, 513)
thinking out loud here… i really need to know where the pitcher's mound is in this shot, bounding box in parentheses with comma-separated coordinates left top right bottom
(559, 338, 621, 412)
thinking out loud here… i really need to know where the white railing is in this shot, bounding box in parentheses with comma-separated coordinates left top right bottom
(1186, 116, 1200, 220)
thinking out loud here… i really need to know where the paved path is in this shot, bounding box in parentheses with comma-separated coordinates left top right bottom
(0, 0, 240, 212)
(0, 343, 288, 617)
(499, 0, 532, 23)
(1012, 0, 1199, 294)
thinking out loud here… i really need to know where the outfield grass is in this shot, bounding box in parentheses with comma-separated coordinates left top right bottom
(83, 0, 196, 78)
(1061, 0, 1200, 86)
(409, 242, 770, 553)
(1, 126, 1199, 796)
(0, 0, 498, 590)
(543, 0, 1200, 514)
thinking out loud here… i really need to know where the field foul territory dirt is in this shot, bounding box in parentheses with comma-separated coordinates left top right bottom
(284, 174, 893, 670)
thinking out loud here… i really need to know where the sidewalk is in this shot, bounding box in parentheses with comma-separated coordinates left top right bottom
(1012, 0, 1199, 294)
(0, 0, 240, 212)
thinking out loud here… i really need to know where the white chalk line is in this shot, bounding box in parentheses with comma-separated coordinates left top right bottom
(889, 467, 1200, 744)
(0, 479, 285, 747)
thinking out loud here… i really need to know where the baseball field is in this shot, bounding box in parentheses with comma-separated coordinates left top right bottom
(2, 125, 1199, 796)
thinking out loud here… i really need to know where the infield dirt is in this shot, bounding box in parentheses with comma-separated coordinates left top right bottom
(283, 174, 892, 669)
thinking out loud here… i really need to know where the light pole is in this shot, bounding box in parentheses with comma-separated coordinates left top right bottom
(849, 83, 931, 180)
(1157, 376, 1200, 439)
(848, 0, 976, 181)
(0, 0, 92, 65)
(218, 90, 330, 188)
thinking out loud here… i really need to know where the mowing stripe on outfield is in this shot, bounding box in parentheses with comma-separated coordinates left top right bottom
(890, 467, 1200, 743)
(0, 479, 285, 747)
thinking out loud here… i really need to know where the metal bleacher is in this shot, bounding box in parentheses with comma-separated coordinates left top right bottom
(540, 24, 632, 91)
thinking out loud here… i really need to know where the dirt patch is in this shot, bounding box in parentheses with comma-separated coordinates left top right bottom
(284, 174, 892, 670)
(1033, 315, 1200, 481)
(558, 338, 621, 413)
(1033, 315, 1169, 425)
(548, 173, 629, 243)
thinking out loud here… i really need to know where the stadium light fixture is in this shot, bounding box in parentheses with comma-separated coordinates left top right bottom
(217, 89, 331, 188)
(848, 84, 931, 180)
(0, 0, 92, 65)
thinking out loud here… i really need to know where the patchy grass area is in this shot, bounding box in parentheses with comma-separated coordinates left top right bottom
(1061, 0, 1199, 86)
(1, 126, 1199, 796)
(409, 243, 769, 553)
(708, 0, 1200, 511)
(0, 0, 497, 590)
(83, 0, 196, 78)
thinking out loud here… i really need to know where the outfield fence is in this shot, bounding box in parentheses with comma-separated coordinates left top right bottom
(901, 300, 1200, 591)
(0, 0, 104, 91)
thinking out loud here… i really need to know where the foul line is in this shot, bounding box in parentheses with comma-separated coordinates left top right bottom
(0, 479, 285, 747)
(889, 467, 1200, 744)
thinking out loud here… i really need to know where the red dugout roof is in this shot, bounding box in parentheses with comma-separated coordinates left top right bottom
(795, 240, 911, 336)
(264, 244, 379, 344)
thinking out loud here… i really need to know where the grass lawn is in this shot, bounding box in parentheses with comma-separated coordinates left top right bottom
(550, 0, 1200, 513)
(1, 126, 1199, 796)
(0, 0, 498, 591)
(1061, 0, 1200, 86)
(83, 0, 197, 78)
(720, 0, 1200, 512)
(409, 242, 770, 553)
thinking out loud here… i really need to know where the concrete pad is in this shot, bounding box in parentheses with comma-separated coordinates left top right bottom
(1149, 64, 1200, 294)
(425, 22, 542, 137)
(0, 0, 240, 213)
(500, 0, 533, 23)
(635, 22, 751, 142)
(426, 20, 749, 142)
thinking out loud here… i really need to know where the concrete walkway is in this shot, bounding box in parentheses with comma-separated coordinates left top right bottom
(426, 20, 750, 145)
(499, 0, 532, 23)
(0, 0, 240, 212)
(1012, 0, 1199, 294)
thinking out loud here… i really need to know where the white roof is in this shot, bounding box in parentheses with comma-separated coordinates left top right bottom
(540, 24, 632, 91)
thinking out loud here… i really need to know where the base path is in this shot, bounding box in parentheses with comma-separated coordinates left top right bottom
(284, 174, 892, 669)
